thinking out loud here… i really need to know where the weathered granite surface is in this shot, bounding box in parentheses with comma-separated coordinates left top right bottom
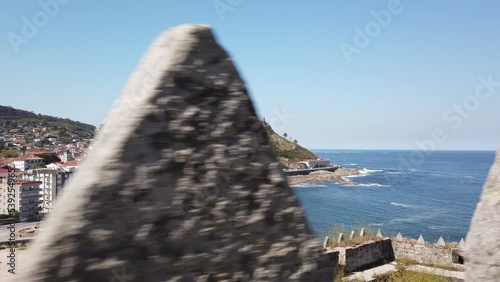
(341, 239, 395, 273)
(392, 240, 453, 266)
(16, 24, 332, 281)
(465, 148, 500, 281)
(287, 168, 360, 185)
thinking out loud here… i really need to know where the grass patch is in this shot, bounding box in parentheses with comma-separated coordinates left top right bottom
(374, 269, 454, 282)
(395, 258, 463, 272)
(0, 243, 28, 250)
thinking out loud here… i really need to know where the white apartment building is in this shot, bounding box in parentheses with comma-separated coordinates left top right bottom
(12, 155, 44, 171)
(23, 168, 72, 214)
(0, 167, 42, 221)
(16, 181, 43, 222)
(0, 166, 23, 216)
(58, 150, 74, 162)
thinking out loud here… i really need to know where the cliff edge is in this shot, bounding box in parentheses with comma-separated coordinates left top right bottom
(262, 120, 319, 169)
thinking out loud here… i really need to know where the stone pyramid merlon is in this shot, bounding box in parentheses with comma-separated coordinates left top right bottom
(359, 227, 365, 237)
(16, 24, 332, 281)
(466, 148, 500, 281)
(323, 236, 330, 249)
(436, 236, 446, 247)
(458, 238, 465, 250)
(338, 233, 345, 243)
(349, 230, 355, 240)
(395, 232, 403, 241)
(417, 234, 425, 245)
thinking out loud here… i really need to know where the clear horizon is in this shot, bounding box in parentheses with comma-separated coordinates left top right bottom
(1, 0, 499, 151)
(311, 148, 497, 152)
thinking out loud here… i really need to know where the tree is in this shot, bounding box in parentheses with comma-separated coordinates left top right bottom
(8, 209, 20, 219)
(35, 153, 61, 165)
(294, 139, 298, 144)
(0, 150, 19, 159)
(283, 133, 288, 138)
(32, 163, 46, 169)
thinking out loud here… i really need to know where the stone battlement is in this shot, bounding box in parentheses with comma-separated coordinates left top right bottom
(323, 228, 465, 274)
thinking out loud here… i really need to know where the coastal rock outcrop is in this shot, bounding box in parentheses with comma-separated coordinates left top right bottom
(465, 148, 500, 281)
(16, 24, 332, 281)
(287, 168, 360, 185)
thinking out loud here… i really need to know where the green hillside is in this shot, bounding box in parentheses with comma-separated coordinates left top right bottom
(0, 105, 96, 150)
(262, 120, 319, 169)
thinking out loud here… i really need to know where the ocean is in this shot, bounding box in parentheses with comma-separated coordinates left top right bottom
(292, 150, 496, 243)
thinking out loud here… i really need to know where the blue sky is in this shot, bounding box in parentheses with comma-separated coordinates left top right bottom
(1, 0, 499, 150)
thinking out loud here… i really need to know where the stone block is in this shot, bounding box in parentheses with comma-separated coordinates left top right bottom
(466, 148, 500, 281)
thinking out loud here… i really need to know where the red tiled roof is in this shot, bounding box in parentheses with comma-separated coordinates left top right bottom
(0, 165, 22, 173)
(15, 154, 43, 160)
(57, 160, 80, 167)
(16, 180, 42, 185)
(26, 149, 55, 155)
(0, 158, 16, 164)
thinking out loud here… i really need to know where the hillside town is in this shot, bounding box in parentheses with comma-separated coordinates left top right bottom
(0, 122, 94, 222)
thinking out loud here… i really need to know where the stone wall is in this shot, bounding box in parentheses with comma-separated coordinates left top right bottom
(392, 240, 453, 266)
(283, 166, 339, 176)
(325, 250, 340, 277)
(324, 234, 465, 275)
(336, 239, 395, 273)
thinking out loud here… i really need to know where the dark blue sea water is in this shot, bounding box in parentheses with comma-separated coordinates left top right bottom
(292, 150, 496, 243)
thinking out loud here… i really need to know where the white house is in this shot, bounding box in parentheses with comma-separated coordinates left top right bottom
(58, 150, 74, 162)
(0, 170, 42, 221)
(23, 168, 73, 214)
(299, 159, 331, 169)
(12, 155, 44, 171)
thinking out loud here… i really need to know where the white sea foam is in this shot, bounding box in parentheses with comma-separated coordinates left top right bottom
(343, 183, 389, 187)
(357, 183, 389, 187)
(389, 213, 433, 224)
(347, 168, 383, 178)
(345, 174, 368, 179)
(344, 163, 358, 166)
(390, 202, 411, 208)
(387, 171, 402, 175)
(358, 168, 383, 175)
(291, 183, 329, 188)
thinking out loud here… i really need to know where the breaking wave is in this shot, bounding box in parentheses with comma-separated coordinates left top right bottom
(291, 183, 329, 188)
(390, 202, 411, 208)
(361, 168, 383, 173)
(343, 183, 389, 187)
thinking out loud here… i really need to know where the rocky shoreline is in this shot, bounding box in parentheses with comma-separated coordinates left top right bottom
(287, 168, 362, 185)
